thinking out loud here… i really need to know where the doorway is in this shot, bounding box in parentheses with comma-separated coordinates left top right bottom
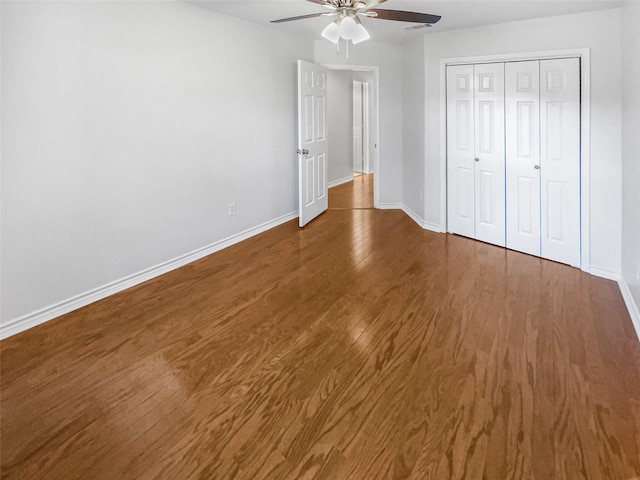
(325, 65, 379, 208)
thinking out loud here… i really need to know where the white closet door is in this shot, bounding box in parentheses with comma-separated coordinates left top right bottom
(474, 63, 506, 247)
(447, 65, 475, 239)
(506, 61, 541, 256)
(540, 58, 581, 266)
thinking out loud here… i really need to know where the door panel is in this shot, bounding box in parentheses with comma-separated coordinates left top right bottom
(298, 60, 329, 227)
(447, 65, 475, 239)
(474, 63, 505, 247)
(306, 157, 315, 205)
(478, 169, 495, 225)
(317, 153, 326, 199)
(506, 61, 541, 256)
(456, 166, 473, 221)
(540, 58, 580, 266)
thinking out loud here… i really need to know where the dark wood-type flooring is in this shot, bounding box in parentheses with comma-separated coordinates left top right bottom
(2, 175, 640, 479)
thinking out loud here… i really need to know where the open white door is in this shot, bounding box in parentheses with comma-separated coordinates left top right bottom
(298, 60, 329, 227)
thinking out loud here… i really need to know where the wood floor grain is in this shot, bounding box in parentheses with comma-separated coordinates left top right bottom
(328, 173, 374, 210)
(2, 176, 639, 479)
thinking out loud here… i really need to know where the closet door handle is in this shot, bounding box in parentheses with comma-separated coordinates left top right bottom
(474, 157, 480, 162)
(534, 165, 540, 170)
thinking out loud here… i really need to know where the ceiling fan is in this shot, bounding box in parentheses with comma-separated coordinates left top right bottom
(271, 0, 441, 45)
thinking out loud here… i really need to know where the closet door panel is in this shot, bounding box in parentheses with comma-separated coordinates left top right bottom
(447, 65, 475, 239)
(540, 58, 581, 267)
(506, 61, 541, 256)
(474, 63, 506, 247)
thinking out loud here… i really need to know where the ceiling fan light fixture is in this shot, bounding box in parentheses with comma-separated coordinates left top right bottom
(321, 21, 340, 43)
(338, 15, 359, 40)
(351, 23, 370, 44)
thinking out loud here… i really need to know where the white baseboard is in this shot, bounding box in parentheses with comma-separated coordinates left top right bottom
(618, 278, 640, 343)
(378, 202, 403, 210)
(400, 204, 443, 233)
(1, 211, 298, 340)
(378, 202, 443, 234)
(401, 204, 425, 228)
(587, 266, 621, 281)
(423, 222, 443, 233)
(328, 175, 354, 189)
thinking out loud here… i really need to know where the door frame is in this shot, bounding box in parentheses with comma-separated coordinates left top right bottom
(439, 48, 591, 271)
(325, 64, 380, 208)
(353, 79, 364, 174)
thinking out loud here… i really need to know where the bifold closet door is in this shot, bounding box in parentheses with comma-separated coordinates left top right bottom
(447, 63, 506, 247)
(506, 61, 542, 256)
(474, 63, 506, 247)
(505, 58, 580, 266)
(447, 65, 475, 239)
(449, 58, 580, 266)
(540, 58, 581, 267)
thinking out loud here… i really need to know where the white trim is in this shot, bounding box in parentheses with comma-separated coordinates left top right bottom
(328, 175, 354, 189)
(400, 204, 442, 233)
(579, 52, 592, 273)
(423, 222, 443, 234)
(588, 267, 621, 281)
(401, 204, 425, 228)
(439, 57, 448, 233)
(618, 278, 640, 342)
(0, 211, 298, 340)
(324, 64, 381, 208)
(443, 49, 593, 66)
(378, 202, 402, 210)
(438, 48, 592, 269)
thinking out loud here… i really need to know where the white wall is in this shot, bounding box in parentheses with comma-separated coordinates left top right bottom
(420, 9, 623, 276)
(620, 1, 640, 325)
(402, 35, 425, 221)
(314, 41, 403, 207)
(327, 70, 354, 185)
(0, 1, 313, 330)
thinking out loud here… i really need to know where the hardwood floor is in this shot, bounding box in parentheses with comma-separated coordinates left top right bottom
(329, 173, 374, 210)
(2, 177, 640, 479)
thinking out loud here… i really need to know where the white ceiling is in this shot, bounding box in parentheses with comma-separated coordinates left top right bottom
(192, 0, 623, 44)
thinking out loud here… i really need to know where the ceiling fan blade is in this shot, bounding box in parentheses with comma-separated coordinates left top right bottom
(271, 12, 332, 23)
(308, 0, 386, 7)
(360, 0, 388, 7)
(368, 9, 441, 24)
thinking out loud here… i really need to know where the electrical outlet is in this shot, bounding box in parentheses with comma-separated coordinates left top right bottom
(228, 202, 236, 216)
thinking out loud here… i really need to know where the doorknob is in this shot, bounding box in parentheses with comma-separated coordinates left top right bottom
(474, 157, 480, 162)
(534, 165, 540, 170)
(297, 149, 310, 155)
